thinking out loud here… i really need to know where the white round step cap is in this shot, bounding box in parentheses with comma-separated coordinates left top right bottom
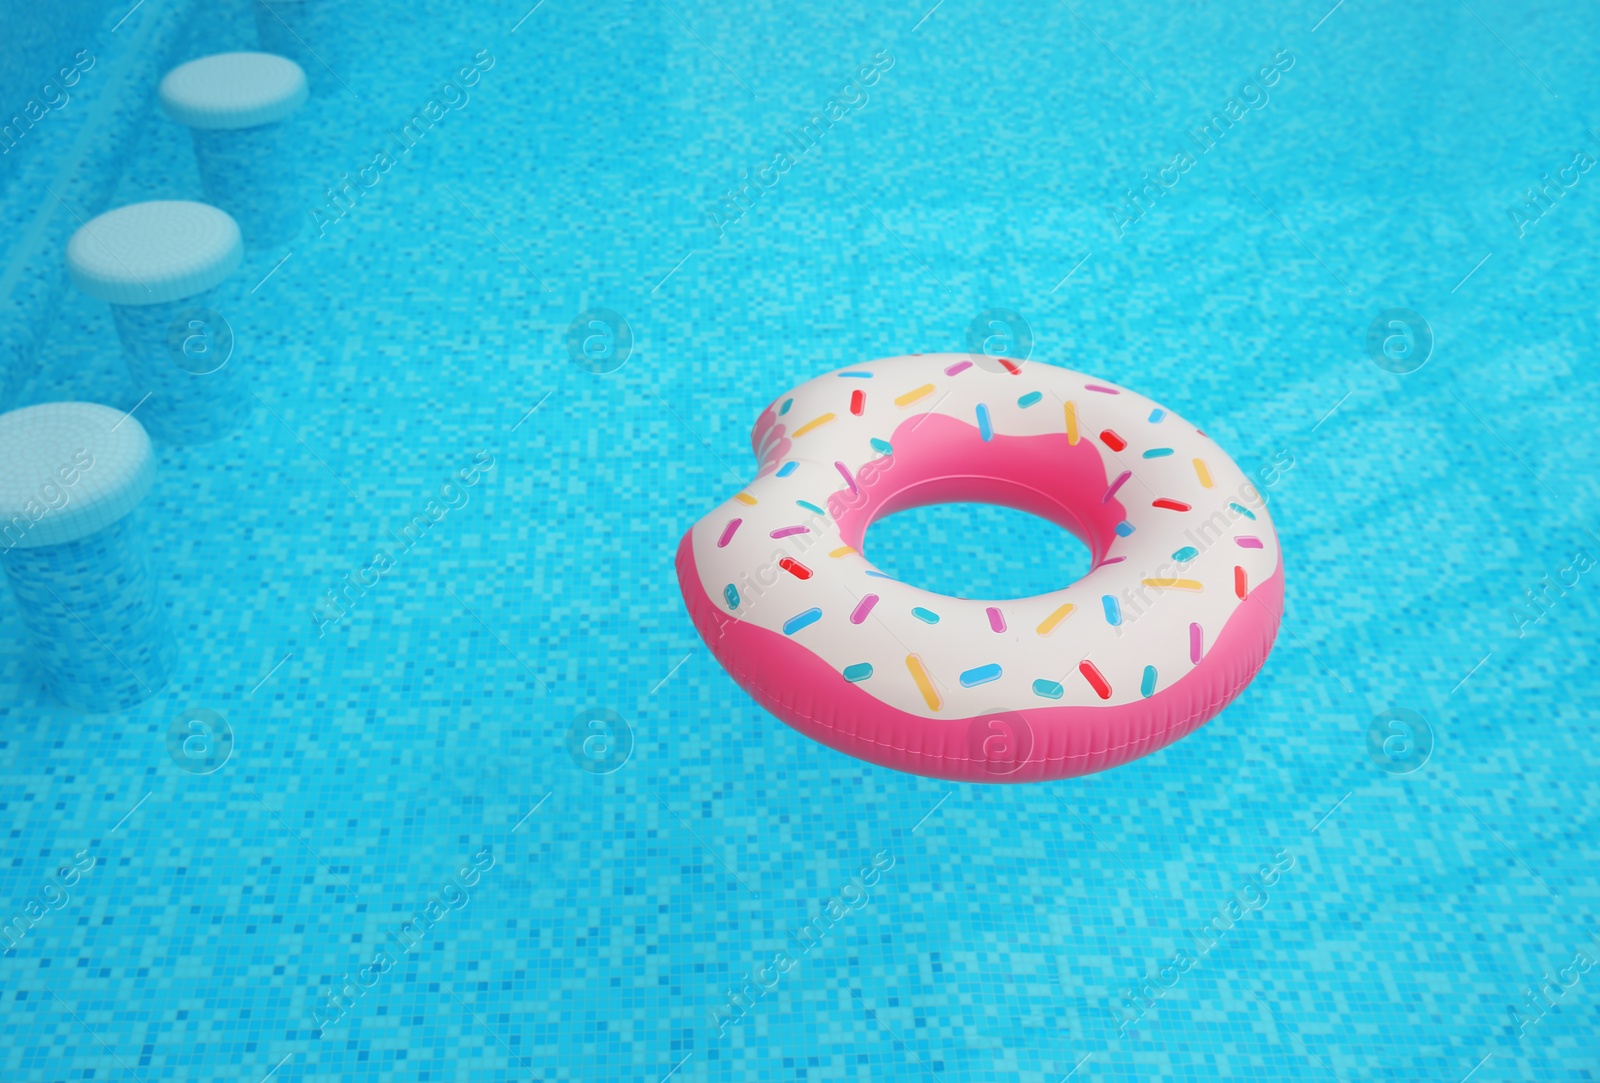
(66, 200, 243, 306)
(159, 51, 309, 130)
(0, 402, 156, 550)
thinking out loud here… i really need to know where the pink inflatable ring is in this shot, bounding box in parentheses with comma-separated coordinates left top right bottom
(675, 354, 1284, 783)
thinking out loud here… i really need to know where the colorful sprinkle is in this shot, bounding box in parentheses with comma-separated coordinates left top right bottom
(1189, 622, 1204, 663)
(1036, 602, 1076, 636)
(976, 403, 993, 441)
(1229, 502, 1257, 521)
(906, 654, 942, 710)
(1064, 402, 1080, 445)
(793, 413, 836, 438)
(1193, 458, 1214, 489)
(1152, 498, 1192, 512)
(837, 371, 873, 379)
(1103, 470, 1132, 503)
(783, 608, 822, 635)
(912, 606, 941, 624)
(896, 384, 935, 407)
(944, 359, 973, 376)
(1100, 429, 1127, 451)
(779, 557, 812, 580)
(770, 525, 809, 539)
(835, 462, 858, 494)
(870, 437, 893, 455)
(723, 584, 740, 610)
(717, 518, 742, 547)
(1234, 565, 1248, 599)
(1018, 391, 1043, 408)
(776, 461, 799, 477)
(1032, 678, 1064, 700)
(829, 546, 856, 557)
(1148, 408, 1166, 423)
(1140, 665, 1157, 698)
(1235, 535, 1264, 549)
(843, 662, 874, 682)
(1142, 578, 1203, 591)
(1142, 447, 1174, 458)
(1171, 546, 1199, 562)
(1079, 660, 1112, 700)
(849, 594, 880, 624)
(1097, 555, 1126, 567)
(996, 357, 1023, 375)
(1115, 520, 1136, 537)
(1085, 384, 1120, 394)
(986, 606, 1006, 633)
(779, 397, 793, 415)
(1101, 594, 1122, 626)
(850, 389, 866, 416)
(960, 663, 1003, 688)
(796, 499, 825, 515)
(733, 492, 758, 506)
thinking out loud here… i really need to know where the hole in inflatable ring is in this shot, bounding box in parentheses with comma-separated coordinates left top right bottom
(863, 502, 1094, 601)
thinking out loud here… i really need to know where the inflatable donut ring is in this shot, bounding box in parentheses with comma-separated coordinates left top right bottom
(675, 354, 1284, 783)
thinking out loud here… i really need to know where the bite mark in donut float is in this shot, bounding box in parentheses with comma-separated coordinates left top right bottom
(675, 354, 1284, 783)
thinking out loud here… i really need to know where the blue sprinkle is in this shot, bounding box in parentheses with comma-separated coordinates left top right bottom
(1149, 408, 1166, 423)
(843, 662, 874, 682)
(782, 608, 822, 635)
(1032, 678, 1064, 700)
(1017, 391, 1043, 408)
(1172, 546, 1199, 562)
(1229, 502, 1258, 521)
(1115, 520, 1136, 537)
(959, 663, 1002, 688)
(1102, 594, 1122, 626)
(865, 570, 896, 580)
(976, 403, 993, 442)
(779, 397, 793, 415)
(776, 461, 798, 477)
(911, 607, 940, 624)
(1140, 665, 1157, 698)
(1142, 447, 1174, 458)
(837, 371, 874, 378)
(796, 499, 825, 514)
(870, 437, 893, 455)
(723, 584, 740, 610)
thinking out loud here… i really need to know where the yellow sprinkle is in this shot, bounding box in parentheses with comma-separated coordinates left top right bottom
(1142, 578, 1204, 592)
(1193, 458, 1213, 489)
(829, 546, 856, 558)
(792, 413, 836, 438)
(1036, 602, 1077, 637)
(894, 384, 935, 408)
(1064, 401, 1079, 445)
(906, 654, 942, 711)
(733, 492, 758, 506)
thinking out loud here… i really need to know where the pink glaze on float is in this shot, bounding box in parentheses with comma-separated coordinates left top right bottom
(676, 355, 1284, 783)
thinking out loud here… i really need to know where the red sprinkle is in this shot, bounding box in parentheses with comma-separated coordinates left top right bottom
(1100, 429, 1127, 451)
(850, 389, 865, 416)
(996, 358, 1022, 375)
(1234, 565, 1248, 599)
(1079, 660, 1112, 699)
(779, 558, 812, 580)
(1152, 498, 1192, 512)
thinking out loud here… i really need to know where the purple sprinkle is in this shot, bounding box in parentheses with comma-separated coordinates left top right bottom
(986, 606, 1006, 633)
(770, 525, 810, 539)
(944, 359, 973, 376)
(1189, 622, 1203, 664)
(835, 460, 857, 494)
(1085, 384, 1120, 394)
(1235, 536, 1264, 549)
(849, 594, 880, 625)
(717, 518, 741, 547)
(1103, 470, 1132, 503)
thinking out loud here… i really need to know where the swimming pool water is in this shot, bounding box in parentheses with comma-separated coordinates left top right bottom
(2, 0, 1598, 1080)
